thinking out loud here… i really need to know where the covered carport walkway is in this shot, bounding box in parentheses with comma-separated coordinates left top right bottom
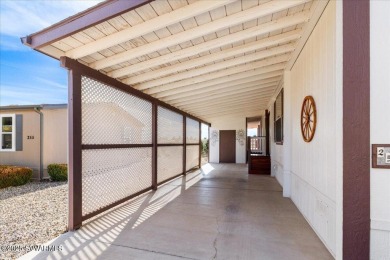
(21, 0, 378, 259)
(22, 164, 332, 260)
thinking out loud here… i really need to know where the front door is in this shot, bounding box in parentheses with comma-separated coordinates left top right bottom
(219, 130, 236, 163)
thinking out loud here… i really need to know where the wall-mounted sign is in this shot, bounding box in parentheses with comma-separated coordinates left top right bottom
(210, 130, 219, 146)
(372, 144, 390, 169)
(27, 136, 34, 140)
(236, 129, 245, 146)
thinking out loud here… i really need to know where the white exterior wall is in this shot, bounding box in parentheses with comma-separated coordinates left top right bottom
(370, 1, 390, 259)
(268, 2, 341, 258)
(209, 115, 250, 164)
(42, 108, 68, 178)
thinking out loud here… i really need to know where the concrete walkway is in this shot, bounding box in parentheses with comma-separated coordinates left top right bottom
(21, 163, 333, 260)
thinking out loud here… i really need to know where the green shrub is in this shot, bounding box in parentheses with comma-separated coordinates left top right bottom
(0, 165, 33, 189)
(201, 138, 209, 156)
(48, 164, 68, 181)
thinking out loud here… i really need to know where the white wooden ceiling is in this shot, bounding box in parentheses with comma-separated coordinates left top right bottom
(36, 0, 328, 122)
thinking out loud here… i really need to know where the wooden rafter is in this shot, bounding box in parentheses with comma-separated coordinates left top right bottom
(129, 44, 295, 88)
(113, 29, 301, 80)
(108, 11, 309, 77)
(144, 60, 286, 95)
(163, 82, 277, 104)
(172, 88, 275, 107)
(66, 0, 233, 59)
(90, 0, 309, 70)
(153, 73, 282, 99)
(161, 77, 279, 102)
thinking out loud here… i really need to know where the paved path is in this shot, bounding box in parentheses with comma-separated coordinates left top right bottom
(21, 163, 333, 260)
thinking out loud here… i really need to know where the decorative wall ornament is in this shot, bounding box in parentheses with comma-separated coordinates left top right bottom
(300, 95, 317, 142)
(210, 130, 219, 146)
(236, 129, 246, 146)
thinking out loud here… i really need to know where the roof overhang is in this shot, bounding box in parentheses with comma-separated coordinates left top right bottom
(0, 104, 67, 111)
(22, 0, 329, 122)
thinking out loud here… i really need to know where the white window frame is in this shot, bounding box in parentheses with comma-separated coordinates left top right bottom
(1, 114, 16, 152)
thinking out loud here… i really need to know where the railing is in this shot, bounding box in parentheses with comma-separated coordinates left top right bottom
(248, 136, 266, 155)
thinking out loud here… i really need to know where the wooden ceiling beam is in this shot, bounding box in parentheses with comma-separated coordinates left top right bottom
(152, 72, 282, 99)
(143, 56, 287, 95)
(169, 85, 276, 105)
(163, 81, 276, 104)
(91, 0, 309, 70)
(129, 43, 295, 88)
(160, 77, 279, 102)
(180, 94, 273, 111)
(196, 107, 268, 118)
(188, 100, 270, 114)
(113, 30, 300, 80)
(108, 11, 309, 76)
(193, 106, 266, 118)
(172, 87, 275, 107)
(66, 1, 233, 59)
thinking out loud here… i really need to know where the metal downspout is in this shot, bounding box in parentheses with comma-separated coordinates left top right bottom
(33, 107, 43, 181)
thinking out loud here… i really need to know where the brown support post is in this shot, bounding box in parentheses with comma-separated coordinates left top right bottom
(67, 70, 82, 231)
(245, 117, 248, 163)
(208, 125, 210, 163)
(198, 121, 202, 168)
(152, 102, 158, 190)
(343, 1, 370, 259)
(265, 110, 270, 156)
(183, 116, 187, 175)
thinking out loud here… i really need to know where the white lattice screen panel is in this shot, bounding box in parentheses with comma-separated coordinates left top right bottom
(186, 118, 200, 144)
(186, 145, 199, 171)
(157, 146, 183, 183)
(81, 76, 152, 144)
(157, 106, 183, 144)
(82, 148, 152, 216)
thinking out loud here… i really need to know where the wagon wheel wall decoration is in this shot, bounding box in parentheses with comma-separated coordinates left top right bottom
(300, 96, 317, 142)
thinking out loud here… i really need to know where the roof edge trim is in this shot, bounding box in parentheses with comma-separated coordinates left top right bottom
(22, 0, 154, 49)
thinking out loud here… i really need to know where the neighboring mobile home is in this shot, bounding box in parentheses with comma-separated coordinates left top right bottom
(0, 104, 67, 180)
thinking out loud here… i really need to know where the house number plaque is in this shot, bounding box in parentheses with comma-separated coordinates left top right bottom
(372, 144, 390, 169)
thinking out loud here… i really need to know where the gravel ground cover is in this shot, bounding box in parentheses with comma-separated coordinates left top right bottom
(0, 182, 67, 259)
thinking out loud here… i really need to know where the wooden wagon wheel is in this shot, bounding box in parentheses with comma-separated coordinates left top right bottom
(300, 96, 317, 142)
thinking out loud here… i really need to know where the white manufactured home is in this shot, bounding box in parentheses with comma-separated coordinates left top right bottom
(20, 0, 390, 259)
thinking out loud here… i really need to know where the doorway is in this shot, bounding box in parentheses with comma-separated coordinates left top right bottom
(219, 130, 236, 163)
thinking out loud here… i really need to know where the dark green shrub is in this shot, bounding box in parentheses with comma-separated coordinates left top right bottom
(201, 138, 209, 156)
(0, 165, 33, 189)
(48, 164, 68, 181)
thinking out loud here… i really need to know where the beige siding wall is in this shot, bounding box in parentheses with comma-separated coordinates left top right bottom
(42, 108, 68, 178)
(0, 110, 41, 179)
(289, 2, 337, 255)
(268, 2, 341, 258)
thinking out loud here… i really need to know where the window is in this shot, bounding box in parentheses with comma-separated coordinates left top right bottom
(1, 114, 16, 151)
(274, 89, 283, 144)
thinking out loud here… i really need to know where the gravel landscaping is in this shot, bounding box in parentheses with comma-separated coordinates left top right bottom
(0, 182, 67, 259)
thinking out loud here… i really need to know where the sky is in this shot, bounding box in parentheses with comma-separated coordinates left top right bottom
(0, 0, 103, 106)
